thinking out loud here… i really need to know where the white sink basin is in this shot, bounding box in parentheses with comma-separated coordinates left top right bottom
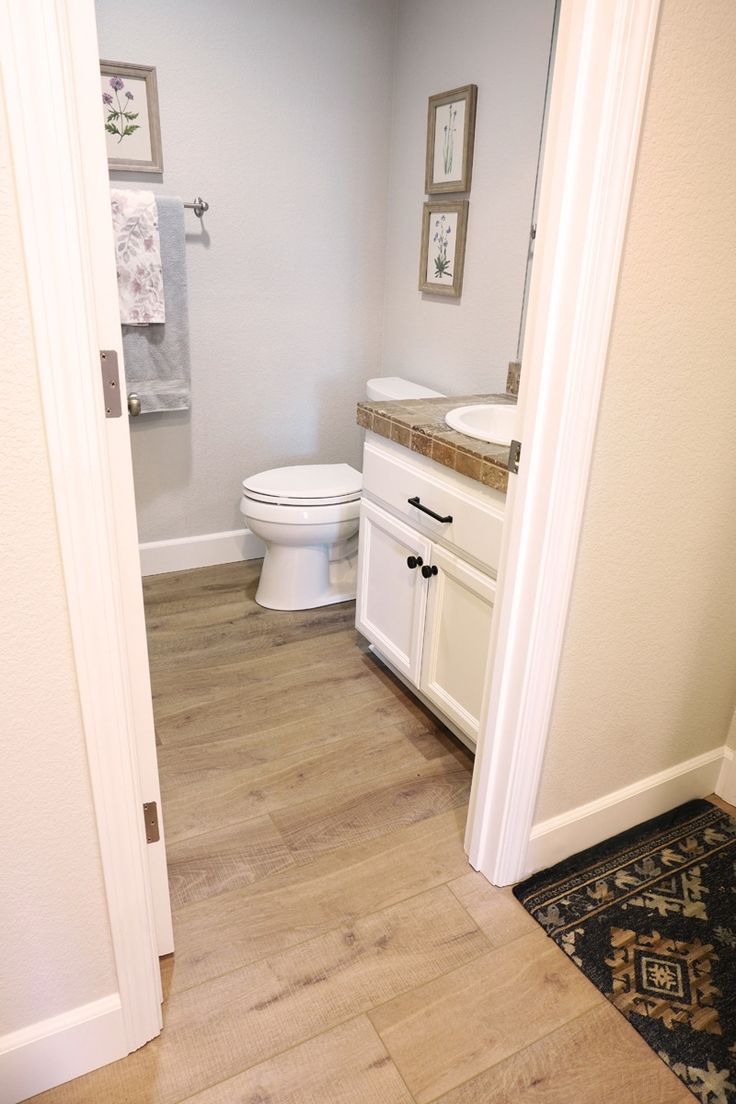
(445, 403, 517, 446)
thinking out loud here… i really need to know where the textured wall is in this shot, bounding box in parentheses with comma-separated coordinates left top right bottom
(0, 95, 116, 1032)
(534, 0, 736, 823)
(95, 0, 397, 542)
(380, 0, 555, 396)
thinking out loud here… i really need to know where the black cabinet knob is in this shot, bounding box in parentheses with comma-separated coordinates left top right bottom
(407, 555, 424, 570)
(421, 564, 439, 579)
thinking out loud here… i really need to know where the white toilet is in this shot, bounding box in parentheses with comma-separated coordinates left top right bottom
(240, 376, 444, 610)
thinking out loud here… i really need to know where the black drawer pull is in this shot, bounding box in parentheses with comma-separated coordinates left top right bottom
(421, 564, 438, 579)
(407, 496, 453, 524)
(406, 555, 423, 570)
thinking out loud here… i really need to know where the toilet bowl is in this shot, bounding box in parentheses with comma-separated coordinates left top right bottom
(240, 463, 362, 610)
(241, 377, 445, 611)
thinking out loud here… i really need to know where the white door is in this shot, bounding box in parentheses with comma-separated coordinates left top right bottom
(65, 2, 174, 958)
(356, 500, 431, 682)
(420, 545, 496, 742)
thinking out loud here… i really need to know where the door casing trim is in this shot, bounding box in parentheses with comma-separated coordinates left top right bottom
(0, 0, 163, 1055)
(466, 0, 662, 884)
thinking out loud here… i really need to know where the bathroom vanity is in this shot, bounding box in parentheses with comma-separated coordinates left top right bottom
(355, 394, 512, 750)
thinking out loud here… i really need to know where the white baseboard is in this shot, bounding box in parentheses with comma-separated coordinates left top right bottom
(526, 746, 727, 877)
(0, 994, 127, 1104)
(139, 527, 265, 576)
(717, 746, 736, 806)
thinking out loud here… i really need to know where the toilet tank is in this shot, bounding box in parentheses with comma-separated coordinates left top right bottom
(366, 376, 445, 401)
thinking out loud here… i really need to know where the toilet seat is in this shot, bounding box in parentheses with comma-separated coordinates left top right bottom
(241, 494, 360, 526)
(242, 463, 362, 507)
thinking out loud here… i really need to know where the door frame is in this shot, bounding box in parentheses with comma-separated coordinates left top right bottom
(0, 0, 662, 1071)
(466, 0, 661, 884)
(0, 0, 166, 1053)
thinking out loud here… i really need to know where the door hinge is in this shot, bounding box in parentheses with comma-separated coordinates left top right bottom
(99, 349, 122, 418)
(508, 439, 522, 475)
(142, 801, 160, 843)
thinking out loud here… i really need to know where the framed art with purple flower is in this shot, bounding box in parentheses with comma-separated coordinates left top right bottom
(100, 61, 163, 174)
(419, 200, 469, 298)
(425, 85, 477, 195)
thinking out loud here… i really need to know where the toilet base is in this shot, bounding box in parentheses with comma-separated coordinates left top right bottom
(255, 543, 357, 611)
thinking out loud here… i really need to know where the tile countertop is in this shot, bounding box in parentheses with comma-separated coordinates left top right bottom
(356, 393, 515, 494)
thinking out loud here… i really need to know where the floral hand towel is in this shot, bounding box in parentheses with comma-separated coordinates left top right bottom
(110, 188, 165, 324)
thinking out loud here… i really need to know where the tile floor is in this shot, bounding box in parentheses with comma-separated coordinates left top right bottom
(29, 560, 702, 1103)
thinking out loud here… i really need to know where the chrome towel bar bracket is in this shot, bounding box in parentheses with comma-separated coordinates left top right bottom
(184, 196, 209, 218)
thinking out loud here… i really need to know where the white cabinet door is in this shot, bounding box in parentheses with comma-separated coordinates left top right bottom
(356, 500, 432, 682)
(419, 545, 496, 742)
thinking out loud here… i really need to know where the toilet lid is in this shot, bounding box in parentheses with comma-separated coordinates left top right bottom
(242, 463, 362, 506)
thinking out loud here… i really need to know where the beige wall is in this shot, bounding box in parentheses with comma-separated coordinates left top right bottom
(0, 91, 117, 1033)
(534, 0, 736, 823)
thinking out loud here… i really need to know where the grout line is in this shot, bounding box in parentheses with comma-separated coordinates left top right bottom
(166, 858, 486, 998)
(155, 681, 398, 754)
(164, 915, 593, 1104)
(364, 926, 539, 1025)
(163, 738, 466, 857)
(168, 903, 531, 1104)
(419, 1003, 604, 1104)
(166, 910, 493, 1104)
(362, 1015, 419, 1104)
(169, 1014, 419, 1104)
(151, 662, 401, 739)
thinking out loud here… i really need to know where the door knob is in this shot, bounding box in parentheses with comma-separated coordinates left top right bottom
(127, 392, 141, 417)
(407, 556, 424, 570)
(421, 564, 438, 579)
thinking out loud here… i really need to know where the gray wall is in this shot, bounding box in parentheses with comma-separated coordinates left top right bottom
(96, 0, 397, 542)
(96, 0, 554, 543)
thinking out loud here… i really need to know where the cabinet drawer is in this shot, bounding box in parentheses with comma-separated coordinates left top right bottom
(362, 438, 505, 573)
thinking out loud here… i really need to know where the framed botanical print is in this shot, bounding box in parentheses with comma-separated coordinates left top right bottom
(419, 200, 469, 298)
(425, 84, 477, 195)
(100, 60, 164, 173)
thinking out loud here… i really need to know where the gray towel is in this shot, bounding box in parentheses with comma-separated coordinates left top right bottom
(122, 196, 191, 413)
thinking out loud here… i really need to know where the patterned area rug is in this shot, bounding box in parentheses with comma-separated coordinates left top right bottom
(514, 800, 736, 1104)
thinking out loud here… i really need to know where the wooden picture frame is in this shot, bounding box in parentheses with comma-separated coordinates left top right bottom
(100, 60, 164, 173)
(425, 84, 477, 195)
(419, 200, 469, 298)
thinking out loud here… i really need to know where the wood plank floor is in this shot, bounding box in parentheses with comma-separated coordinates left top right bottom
(28, 560, 706, 1103)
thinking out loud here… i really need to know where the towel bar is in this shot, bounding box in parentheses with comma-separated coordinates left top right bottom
(184, 196, 209, 218)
